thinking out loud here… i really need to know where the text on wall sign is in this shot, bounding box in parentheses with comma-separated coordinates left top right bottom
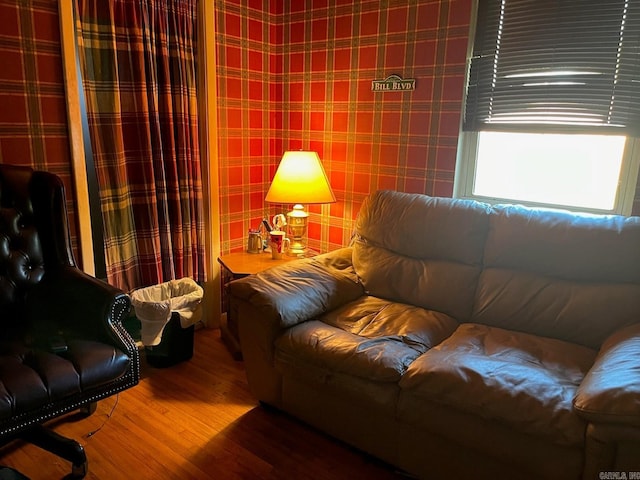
(371, 74, 416, 92)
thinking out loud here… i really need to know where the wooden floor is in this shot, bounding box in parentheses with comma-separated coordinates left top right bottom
(0, 328, 404, 480)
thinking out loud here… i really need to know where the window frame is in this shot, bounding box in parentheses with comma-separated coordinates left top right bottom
(454, 131, 640, 215)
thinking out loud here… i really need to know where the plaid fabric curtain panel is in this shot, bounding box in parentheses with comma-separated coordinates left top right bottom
(75, 0, 206, 292)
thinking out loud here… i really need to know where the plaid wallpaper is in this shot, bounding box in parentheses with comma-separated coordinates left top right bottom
(215, 0, 279, 253)
(0, 0, 80, 260)
(216, 0, 473, 253)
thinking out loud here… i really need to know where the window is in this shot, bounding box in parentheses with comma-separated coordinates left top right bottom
(455, 0, 640, 214)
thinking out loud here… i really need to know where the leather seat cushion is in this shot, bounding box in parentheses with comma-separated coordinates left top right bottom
(0, 340, 131, 420)
(275, 296, 458, 382)
(399, 323, 597, 446)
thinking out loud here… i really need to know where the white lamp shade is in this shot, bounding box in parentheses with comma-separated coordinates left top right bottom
(265, 151, 336, 204)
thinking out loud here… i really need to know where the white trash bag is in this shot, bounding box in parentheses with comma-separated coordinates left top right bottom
(130, 277, 204, 346)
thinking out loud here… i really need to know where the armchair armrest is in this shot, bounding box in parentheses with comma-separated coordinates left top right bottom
(574, 322, 640, 426)
(229, 247, 364, 330)
(24, 266, 133, 352)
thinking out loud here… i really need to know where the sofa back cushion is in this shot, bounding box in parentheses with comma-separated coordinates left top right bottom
(472, 205, 640, 348)
(353, 190, 491, 321)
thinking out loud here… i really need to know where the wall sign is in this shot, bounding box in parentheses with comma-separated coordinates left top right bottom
(371, 74, 416, 92)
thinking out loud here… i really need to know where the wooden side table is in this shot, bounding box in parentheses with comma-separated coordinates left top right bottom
(218, 252, 298, 360)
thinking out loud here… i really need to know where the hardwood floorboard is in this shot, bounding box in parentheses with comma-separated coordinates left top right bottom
(0, 328, 405, 479)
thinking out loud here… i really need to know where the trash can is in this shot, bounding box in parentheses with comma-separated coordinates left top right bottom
(130, 277, 204, 368)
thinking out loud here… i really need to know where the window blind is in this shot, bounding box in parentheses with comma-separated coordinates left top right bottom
(463, 0, 640, 135)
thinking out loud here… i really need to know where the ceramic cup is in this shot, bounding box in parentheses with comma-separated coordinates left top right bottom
(270, 230, 290, 259)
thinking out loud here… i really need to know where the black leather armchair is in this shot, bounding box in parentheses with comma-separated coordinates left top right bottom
(0, 165, 140, 477)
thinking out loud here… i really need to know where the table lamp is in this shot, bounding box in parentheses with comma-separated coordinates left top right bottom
(265, 151, 336, 257)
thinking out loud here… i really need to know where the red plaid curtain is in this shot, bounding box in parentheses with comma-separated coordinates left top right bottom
(75, 0, 206, 291)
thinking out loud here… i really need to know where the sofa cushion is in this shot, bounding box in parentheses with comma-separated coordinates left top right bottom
(399, 323, 597, 446)
(352, 190, 491, 321)
(473, 205, 640, 348)
(573, 322, 640, 425)
(275, 296, 458, 382)
(472, 268, 640, 350)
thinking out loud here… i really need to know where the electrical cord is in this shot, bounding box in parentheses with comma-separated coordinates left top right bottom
(85, 393, 119, 439)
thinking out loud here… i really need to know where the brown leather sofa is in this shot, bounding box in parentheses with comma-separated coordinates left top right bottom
(0, 165, 139, 477)
(230, 190, 640, 480)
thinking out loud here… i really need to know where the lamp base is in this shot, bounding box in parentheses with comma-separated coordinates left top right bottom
(286, 246, 318, 258)
(286, 204, 309, 257)
(286, 241, 307, 257)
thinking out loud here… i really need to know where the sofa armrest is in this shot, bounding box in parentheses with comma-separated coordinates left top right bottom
(229, 247, 364, 330)
(574, 322, 640, 426)
(229, 247, 364, 405)
(24, 266, 134, 352)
